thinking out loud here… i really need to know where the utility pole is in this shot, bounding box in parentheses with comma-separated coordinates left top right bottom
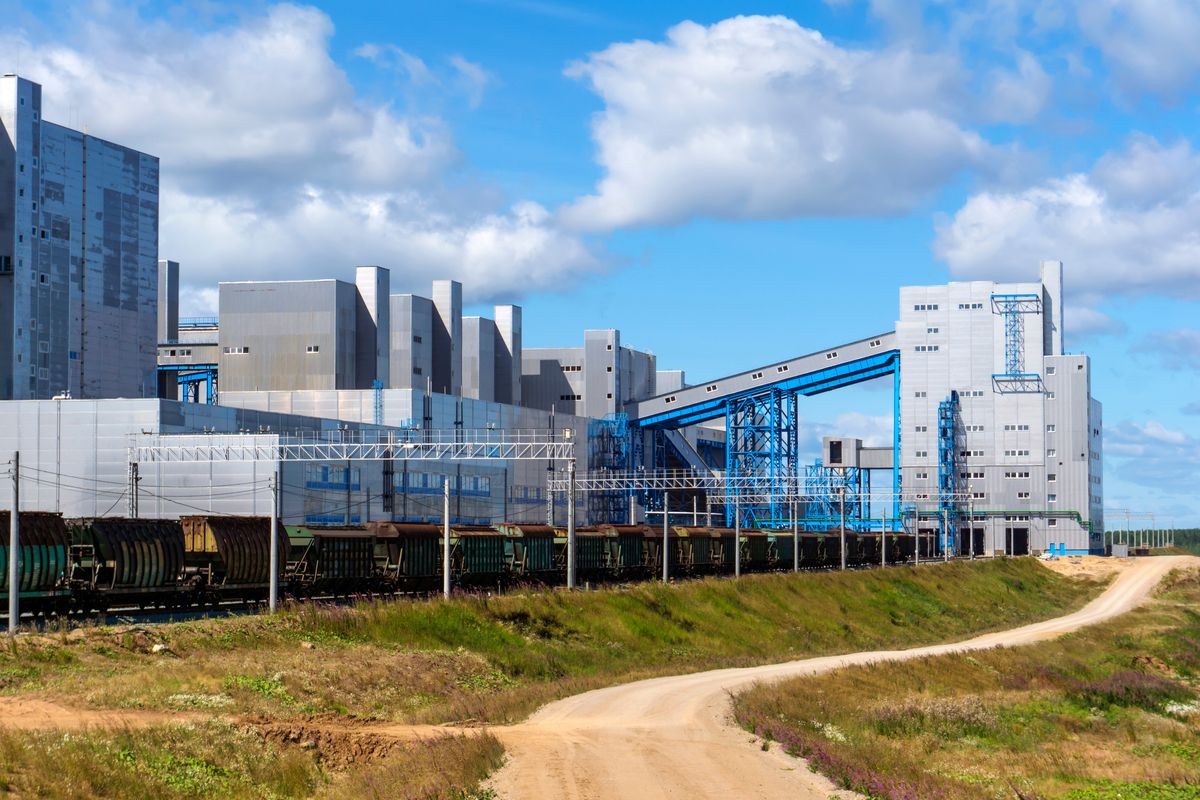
(269, 463, 279, 612)
(443, 477, 451, 599)
(128, 462, 140, 519)
(968, 485, 974, 560)
(662, 491, 669, 583)
(838, 486, 846, 571)
(881, 511, 887, 567)
(942, 508, 950, 563)
(914, 507, 920, 567)
(8, 452, 18, 635)
(567, 455, 576, 590)
(734, 496, 741, 578)
(791, 500, 799, 573)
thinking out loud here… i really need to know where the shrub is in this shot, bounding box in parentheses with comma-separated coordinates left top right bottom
(1067, 670, 1192, 711)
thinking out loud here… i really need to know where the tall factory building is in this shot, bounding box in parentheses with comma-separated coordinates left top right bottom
(0, 75, 159, 399)
(431, 279, 461, 395)
(522, 329, 657, 417)
(897, 261, 1103, 554)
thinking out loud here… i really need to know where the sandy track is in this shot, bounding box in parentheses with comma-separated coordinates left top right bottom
(486, 556, 1197, 800)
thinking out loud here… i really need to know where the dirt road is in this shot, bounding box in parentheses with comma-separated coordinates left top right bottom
(487, 556, 1197, 800)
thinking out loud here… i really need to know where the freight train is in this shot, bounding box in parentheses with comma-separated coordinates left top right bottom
(0, 511, 936, 617)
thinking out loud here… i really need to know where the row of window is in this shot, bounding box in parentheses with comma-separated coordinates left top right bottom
(1003, 449, 1031, 456)
(914, 344, 940, 352)
(559, 394, 582, 401)
(958, 302, 985, 310)
(562, 365, 582, 372)
(1002, 424, 1031, 431)
(913, 303, 940, 311)
(223, 345, 323, 354)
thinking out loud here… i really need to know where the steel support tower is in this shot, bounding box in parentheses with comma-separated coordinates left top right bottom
(937, 390, 962, 554)
(724, 388, 797, 527)
(587, 413, 631, 524)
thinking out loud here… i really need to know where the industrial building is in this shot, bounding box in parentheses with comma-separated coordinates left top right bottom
(0, 75, 160, 400)
(0, 74, 1103, 552)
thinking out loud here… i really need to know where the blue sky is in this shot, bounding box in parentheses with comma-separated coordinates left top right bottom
(3, 0, 1199, 525)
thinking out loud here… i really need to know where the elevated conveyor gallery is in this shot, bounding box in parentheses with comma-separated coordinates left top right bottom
(631, 332, 899, 429)
(627, 332, 901, 527)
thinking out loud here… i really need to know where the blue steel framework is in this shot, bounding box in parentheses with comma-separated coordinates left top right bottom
(990, 293, 1044, 393)
(587, 413, 631, 523)
(724, 389, 797, 527)
(158, 363, 218, 404)
(801, 461, 871, 531)
(631, 348, 900, 529)
(937, 391, 961, 554)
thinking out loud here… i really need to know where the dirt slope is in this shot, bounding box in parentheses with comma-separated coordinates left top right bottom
(486, 556, 1197, 800)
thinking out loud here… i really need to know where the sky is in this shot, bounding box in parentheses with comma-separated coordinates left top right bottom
(1, 0, 1198, 526)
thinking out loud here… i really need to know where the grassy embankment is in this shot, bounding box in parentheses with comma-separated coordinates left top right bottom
(735, 565, 1200, 800)
(0, 558, 1103, 799)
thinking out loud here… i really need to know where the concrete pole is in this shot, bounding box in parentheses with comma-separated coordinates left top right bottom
(662, 491, 669, 583)
(692, 495, 698, 526)
(943, 508, 950, 562)
(269, 463, 279, 612)
(8, 452, 19, 635)
(629, 496, 636, 526)
(881, 511, 887, 567)
(734, 496, 741, 578)
(839, 487, 846, 571)
(443, 477, 451, 599)
(791, 500, 799, 573)
(567, 458, 576, 590)
(914, 508, 920, 567)
(968, 492, 974, 560)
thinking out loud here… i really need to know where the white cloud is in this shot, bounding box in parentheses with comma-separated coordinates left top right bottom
(983, 50, 1050, 123)
(935, 136, 1200, 300)
(449, 55, 491, 109)
(6, 4, 596, 299)
(1064, 306, 1125, 337)
(1106, 419, 1200, 497)
(560, 15, 989, 231)
(1077, 0, 1200, 99)
(1132, 327, 1200, 371)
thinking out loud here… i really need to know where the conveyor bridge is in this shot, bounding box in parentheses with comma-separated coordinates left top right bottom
(628, 332, 901, 527)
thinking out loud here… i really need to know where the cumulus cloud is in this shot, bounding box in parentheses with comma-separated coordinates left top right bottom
(6, 3, 598, 300)
(1132, 328, 1200, 371)
(935, 136, 1200, 299)
(1077, 0, 1200, 99)
(983, 50, 1051, 124)
(560, 15, 990, 231)
(1106, 419, 1200, 493)
(1064, 307, 1125, 337)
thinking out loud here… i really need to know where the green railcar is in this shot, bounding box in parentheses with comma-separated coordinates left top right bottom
(67, 518, 185, 605)
(0, 511, 70, 611)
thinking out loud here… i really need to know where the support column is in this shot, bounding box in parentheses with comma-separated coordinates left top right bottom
(662, 492, 669, 583)
(8, 452, 19, 635)
(443, 478, 452, 599)
(269, 461, 280, 612)
(567, 458, 576, 590)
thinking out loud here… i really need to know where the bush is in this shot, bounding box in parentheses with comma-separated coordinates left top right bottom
(1067, 670, 1192, 711)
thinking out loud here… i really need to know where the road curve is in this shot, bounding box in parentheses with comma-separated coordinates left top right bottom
(486, 556, 1197, 800)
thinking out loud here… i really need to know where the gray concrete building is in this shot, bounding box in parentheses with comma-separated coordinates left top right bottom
(523, 330, 658, 418)
(0, 74, 159, 400)
(897, 261, 1102, 554)
(461, 316, 496, 402)
(493, 304, 521, 406)
(158, 259, 179, 344)
(431, 279, 461, 396)
(219, 279, 364, 392)
(389, 293, 433, 391)
(354, 266, 389, 388)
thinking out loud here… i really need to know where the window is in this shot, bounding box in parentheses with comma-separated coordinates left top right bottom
(751, 371, 763, 379)
(972, 491, 985, 500)
(606, 366, 613, 372)
(1004, 471, 1030, 479)
(776, 364, 789, 373)
(1003, 424, 1030, 431)
(607, 393, 613, 399)
(412, 335, 422, 344)
(38, 273, 47, 284)
(413, 367, 422, 375)
(927, 327, 939, 334)
(606, 344, 613, 351)
(1046, 366, 1056, 375)
(914, 391, 927, 398)
(1048, 519, 1057, 527)
(825, 351, 839, 360)
(1047, 391, 1056, 399)
(966, 424, 984, 432)
(915, 471, 928, 479)
(1047, 473, 1056, 482)
(705, 384, 718, 393)
(915, 450, 928, 457)
(559, 394, 582, 401)
(1047, 448, 1056, 457)
(1017, 491, 1030, 499)
(1046, 424, 1056, 432)
(306, 345, 319, 353)
(223, 346, 249, 354)
(869, 338, 882, 347)
(914, 425, 927, 432)
(1047, 493, 1058, 503)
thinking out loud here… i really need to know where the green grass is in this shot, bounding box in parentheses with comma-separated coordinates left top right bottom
(733, 566, 1200, 799)
(0, 558, 1108, 798)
